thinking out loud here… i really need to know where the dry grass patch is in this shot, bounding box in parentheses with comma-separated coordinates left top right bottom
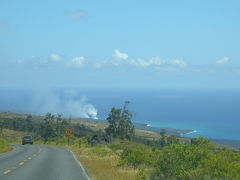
(2, 128, 26, 144)
(0, 137, 12, 153)
(0, 128, 27, 154)
(71, 119, 108, 131)
(71, 145, 138, 180)
(135, 129, 160, 141)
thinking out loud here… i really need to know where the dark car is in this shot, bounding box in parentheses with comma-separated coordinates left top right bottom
(22, 135, 34, 145)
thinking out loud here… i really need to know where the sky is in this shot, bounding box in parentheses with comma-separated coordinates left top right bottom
(0, 0, 240, 89)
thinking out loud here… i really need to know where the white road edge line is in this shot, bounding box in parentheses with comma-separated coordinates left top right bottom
(68, 148, 91, 180)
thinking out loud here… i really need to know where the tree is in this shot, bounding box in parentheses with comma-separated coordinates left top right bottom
(191, 136, 210, 146)
(105, 101, 135, 139)
(25, 115, 33, 132)
(159, 129, 167, 148)
(166, 135, 180, 146)
(119, 108, 134, 139)
(105, 108, 121, 138)
(55, 114, 69, 137)
(39, 113, 57, 143)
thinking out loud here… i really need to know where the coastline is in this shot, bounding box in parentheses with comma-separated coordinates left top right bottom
(183, 130, 197, 135)
(79, 118, 240, 148)
(79, 118, 194, 136)
(133, 122, 194, 136)
(134, 122, 240, 148)
(0, 111, 239, 149)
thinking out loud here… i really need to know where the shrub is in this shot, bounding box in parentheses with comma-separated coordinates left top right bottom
(119, 147, 154, 168)
(137, 168, 147, 180)
(151, 143, 210, 179)
(151, 137, 240, 180)
(197, 150, 240, 179)
(87, 146, 115, 158)
(0, 137, 11, 153)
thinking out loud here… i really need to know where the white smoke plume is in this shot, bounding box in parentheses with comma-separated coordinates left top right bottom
(30, 89, 98, 119)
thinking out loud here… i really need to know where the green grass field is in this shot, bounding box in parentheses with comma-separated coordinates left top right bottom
(0, 128, 26, 154)
(70, 142, 139, 180)
(0, 137, 12, 154)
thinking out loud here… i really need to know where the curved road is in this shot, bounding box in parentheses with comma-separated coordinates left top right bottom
(0, 144, 90, 180)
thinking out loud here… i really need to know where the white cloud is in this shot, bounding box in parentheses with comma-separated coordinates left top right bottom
(129, 57, 187, 68)
(216, 57, 230, 64)
(93, 63, 103, 69)
(114, 49, 128, 60)
(169, 59, 187, 67)
(130, 57, 163, 67)
(70, 56, 85, 68)
(69, 10, 85, 20)
(50, 53, 62, 62)
(131, 58, 151, 67)
(94, 52, 187, 69)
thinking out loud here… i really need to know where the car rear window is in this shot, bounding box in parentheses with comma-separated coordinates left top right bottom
(24, 136, 32, 138)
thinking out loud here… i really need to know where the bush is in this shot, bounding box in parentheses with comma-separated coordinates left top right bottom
(87, 146, 115, 158)
(197, 150, 240, 179)
(151, 137, 240, 180)
(119, 146, 154, 168)
(137, 168, 147, 180)
(108, 143, 123, 152)
(77, 137, 89, 148)
(0, 137, 12, 153)
(191, 136, 210, 146)
(152, 143, 210, 179)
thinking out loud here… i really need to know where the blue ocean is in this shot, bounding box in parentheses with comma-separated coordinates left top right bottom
(0, 88, 239, 140)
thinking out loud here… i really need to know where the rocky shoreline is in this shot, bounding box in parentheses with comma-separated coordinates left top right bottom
(80, 118, 240, 148)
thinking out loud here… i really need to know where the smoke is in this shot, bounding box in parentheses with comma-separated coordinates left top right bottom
(28, 89, 98, 119)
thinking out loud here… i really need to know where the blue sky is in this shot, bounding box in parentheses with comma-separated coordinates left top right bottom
(0, 0, 240, 89)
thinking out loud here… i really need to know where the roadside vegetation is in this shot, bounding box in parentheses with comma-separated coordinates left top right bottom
(0, 121, 12, 153)
(0, 101, 240, 179)
(0, 137, 12, 153)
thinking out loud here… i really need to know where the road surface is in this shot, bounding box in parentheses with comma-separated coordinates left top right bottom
(0, 144, 90, 180)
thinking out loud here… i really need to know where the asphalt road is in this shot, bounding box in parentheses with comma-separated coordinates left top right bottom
(0, 144, 90, 180)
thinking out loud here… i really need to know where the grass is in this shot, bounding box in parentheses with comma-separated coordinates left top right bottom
(135, 129, 161, 141)
(0, 128, 37, 154)
(71, 119, 108, 131)
(0, 136, 12, 153)
(0, 128, 26, 154)
(2, 128, 28, 144)
(0, 112, 43, 121)
(70, 144, 138, 180)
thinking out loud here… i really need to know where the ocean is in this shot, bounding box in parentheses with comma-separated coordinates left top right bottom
(0, 88, 239, 140)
